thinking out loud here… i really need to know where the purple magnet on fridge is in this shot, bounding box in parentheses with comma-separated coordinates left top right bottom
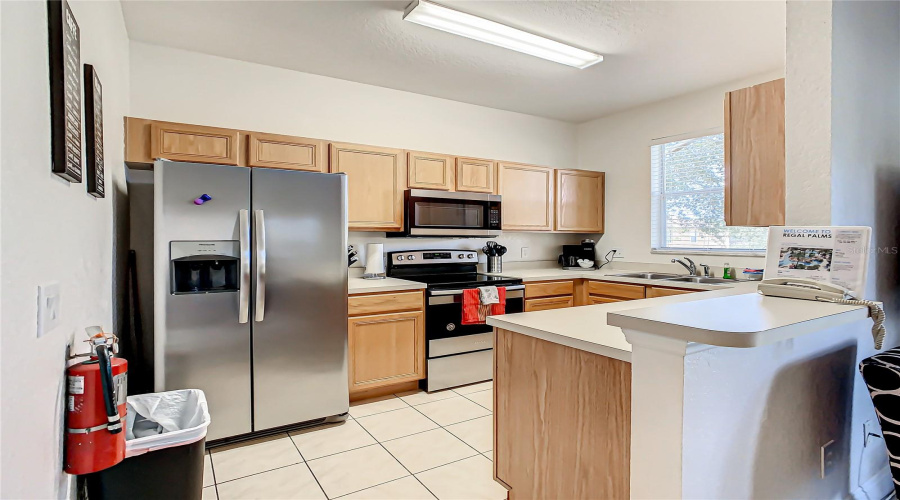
(193, 194, 212, 205)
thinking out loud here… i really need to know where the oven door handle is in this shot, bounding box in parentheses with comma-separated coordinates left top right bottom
(429, 285, 525, 296)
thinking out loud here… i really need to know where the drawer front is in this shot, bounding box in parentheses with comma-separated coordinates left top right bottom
(646, 286, 696, 298)
(524, 296, 574, 312)
(589, 295, 624, 304)
(525, 280, 575, 299)
(588, 281, 645, 300)
(348, 291, 424, 316)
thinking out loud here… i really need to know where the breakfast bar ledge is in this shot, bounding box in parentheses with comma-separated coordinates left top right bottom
(488, 288, 876, 499)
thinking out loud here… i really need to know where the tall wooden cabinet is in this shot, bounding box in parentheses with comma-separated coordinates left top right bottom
(724, 78, 785, 227)
(329, 142, 406, 231)
(497, 162, 554, 231)
(555, 169, 604, 232)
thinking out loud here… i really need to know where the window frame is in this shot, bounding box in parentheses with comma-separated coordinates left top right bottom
(649, 128, 767, 257)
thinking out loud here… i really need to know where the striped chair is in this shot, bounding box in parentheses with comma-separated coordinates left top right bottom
(860, 348, 900, 496)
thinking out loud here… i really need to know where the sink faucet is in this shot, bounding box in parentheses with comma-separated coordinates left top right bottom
(699, 264, 711, 277)
(671, 257, 697, 276)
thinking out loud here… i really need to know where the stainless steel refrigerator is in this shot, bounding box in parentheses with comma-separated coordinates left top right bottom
(131, 160, 349, 441)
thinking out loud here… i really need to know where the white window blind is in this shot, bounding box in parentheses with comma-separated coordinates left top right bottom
(650, 132, 768, 254)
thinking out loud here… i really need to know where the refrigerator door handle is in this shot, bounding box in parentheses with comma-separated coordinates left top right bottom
(239, 209, 250, 324)
(255, 209, 266, 322)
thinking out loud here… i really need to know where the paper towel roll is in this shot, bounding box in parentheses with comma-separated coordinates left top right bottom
(363, 243, 386, 279)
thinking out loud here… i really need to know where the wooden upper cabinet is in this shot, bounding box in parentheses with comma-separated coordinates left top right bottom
(497, 162, 554, 231)
(247, 132, 325, 172)
(724, 78, 785, 227)
(150, 121, 241, 166)
(555, 169, 605, 232)
(329, 142, 406, 231)
(407, 151, 455, 191)
(456, 157, 496, 193)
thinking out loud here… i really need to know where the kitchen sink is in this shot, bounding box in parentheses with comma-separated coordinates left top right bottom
(662, 276, 734, 284)
(611, 272, 683, 280)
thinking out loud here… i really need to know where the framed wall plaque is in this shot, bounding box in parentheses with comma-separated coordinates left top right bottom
(47, 0, 82, 182)
(84, 64, 104, 198)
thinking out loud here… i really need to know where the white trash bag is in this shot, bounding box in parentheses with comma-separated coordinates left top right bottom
(124, 389, 210, 458)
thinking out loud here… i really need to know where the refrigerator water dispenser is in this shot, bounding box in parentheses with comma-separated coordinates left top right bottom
(170, 241, 241, 294)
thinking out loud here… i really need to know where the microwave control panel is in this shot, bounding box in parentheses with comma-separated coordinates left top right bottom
(488, 202, 501, 229)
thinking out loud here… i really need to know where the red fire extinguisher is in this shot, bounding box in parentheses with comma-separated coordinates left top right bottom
(64, 328, 128, 475)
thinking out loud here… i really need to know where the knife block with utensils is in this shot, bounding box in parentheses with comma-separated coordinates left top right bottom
(483, 241, 507, 273)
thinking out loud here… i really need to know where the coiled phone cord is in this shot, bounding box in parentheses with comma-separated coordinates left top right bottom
(818, 297, 886, 349)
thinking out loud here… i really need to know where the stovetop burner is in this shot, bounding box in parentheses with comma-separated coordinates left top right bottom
(384, 249, 522, 290)
(410, 272, 523, 290)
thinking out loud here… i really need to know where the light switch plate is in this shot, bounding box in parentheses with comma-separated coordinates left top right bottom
(521, 247, 530, 259)
(37, 282, 61, 338)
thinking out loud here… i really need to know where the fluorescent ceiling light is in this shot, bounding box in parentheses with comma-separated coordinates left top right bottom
(403, 0, 603, 69)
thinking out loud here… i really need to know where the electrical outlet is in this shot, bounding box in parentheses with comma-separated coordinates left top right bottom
(864, 419, 881, 447)
(611, 248, 624, 259)
(521, 247, 530, 259)
(820, 440, 836, 478)
(37, 282, 61, 338)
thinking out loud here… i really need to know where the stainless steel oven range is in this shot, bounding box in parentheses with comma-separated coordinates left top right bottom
(386, 250, 524, 392)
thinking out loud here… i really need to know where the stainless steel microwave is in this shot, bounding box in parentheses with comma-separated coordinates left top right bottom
(389, 189, 502, 237)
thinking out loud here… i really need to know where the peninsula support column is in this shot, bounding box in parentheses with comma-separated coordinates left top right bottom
(623, 329, 690, 500)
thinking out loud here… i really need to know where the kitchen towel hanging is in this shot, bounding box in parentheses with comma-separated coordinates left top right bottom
(462, 287, 506, 325)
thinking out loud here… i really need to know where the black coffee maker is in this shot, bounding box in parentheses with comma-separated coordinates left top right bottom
(559, 239, 597, 270)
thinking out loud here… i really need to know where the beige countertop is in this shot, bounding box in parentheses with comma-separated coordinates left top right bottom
(488, 265, 739, 291)
(348, 275, 426, 294)
(487, 265, 869, 359)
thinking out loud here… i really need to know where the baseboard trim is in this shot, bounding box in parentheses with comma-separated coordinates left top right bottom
(851, 466, 894, 500)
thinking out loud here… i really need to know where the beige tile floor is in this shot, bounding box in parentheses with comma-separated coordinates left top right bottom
(203, 382, 504, 500)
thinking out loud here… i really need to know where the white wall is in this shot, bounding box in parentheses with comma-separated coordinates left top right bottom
(129, 42, 589, 262)
(129, 42, 578, 169)
(830, 0, 900, 493)
(574, 71, 784, 271)
(785, 0, 833, 225)
(682, 320, 875, 499)
(0, 1, 130, 499)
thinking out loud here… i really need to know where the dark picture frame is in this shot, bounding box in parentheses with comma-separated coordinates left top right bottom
(47, 0, 82, 182)
(84, 64, 104, 198)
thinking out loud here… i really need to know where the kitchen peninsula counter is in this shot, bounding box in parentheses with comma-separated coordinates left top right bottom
(487, 268, 873, 500)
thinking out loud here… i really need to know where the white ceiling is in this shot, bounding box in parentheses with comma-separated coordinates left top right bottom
(120, 1, 785, 123)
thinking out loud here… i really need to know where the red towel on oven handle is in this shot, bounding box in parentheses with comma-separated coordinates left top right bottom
(461, 287, 507, 325)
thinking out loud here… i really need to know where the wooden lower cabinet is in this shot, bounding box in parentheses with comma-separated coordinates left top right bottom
(525, 280, 574, 299)
(348, 310, 425, 393)
(494, 328, 630, 499)
(587, 280, 645, 300)
(524, 296, 574, 312)
(589, 295, 623, 304)
(646, 286, 696, 298)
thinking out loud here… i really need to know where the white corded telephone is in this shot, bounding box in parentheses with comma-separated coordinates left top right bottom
(758, 278, 886, 349)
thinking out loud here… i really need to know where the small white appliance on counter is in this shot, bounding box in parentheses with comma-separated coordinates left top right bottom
(363, 243, 386, 279)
